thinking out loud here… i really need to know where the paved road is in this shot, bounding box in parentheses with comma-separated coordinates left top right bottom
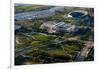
(15, 39, 67, 57)
(75, 41, 93, 61)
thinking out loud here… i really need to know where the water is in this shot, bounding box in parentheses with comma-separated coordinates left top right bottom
(70, 12, 85, 18)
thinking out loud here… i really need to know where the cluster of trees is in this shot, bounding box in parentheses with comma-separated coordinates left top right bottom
(78, 28, 93, 41)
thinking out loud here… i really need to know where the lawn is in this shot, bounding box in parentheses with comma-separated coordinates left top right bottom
(31, 41, 45, 46)
(33, 33, 56, 41)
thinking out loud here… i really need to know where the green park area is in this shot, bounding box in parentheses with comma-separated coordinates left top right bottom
(15, 4, 94, 65)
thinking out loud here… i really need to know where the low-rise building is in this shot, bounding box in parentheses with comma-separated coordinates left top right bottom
(40, 21, 78, 33)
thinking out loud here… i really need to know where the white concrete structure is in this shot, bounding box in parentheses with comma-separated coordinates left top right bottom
(67, 10, 88, 18)
(40, 21, 56, 33)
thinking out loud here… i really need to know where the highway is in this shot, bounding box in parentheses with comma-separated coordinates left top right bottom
(75, 41, 93, 61)
(15, 7, 65, 20)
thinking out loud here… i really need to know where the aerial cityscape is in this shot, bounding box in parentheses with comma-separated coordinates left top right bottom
(15, 3, 94, 65)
